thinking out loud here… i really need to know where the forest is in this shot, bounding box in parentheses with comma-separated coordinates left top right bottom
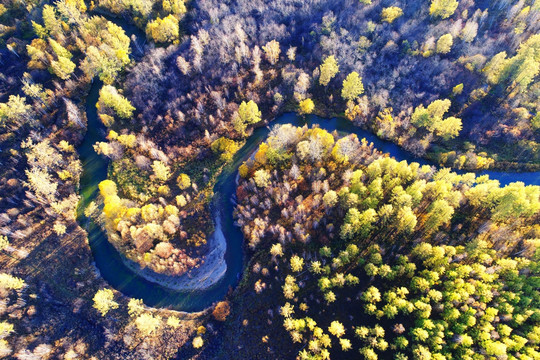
(0, 0, 538, 358)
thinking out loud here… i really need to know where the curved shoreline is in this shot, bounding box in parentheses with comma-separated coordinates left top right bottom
(75, 17, 539, 312)
(118, 213, 227, 291)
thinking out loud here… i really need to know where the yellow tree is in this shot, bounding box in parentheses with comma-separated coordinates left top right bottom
(319, 56, 340, 86)
(98, 85, 135, 119)
(238, 100, 261, 124)
(430, 0, 459, 19)
(93, 289, 118, 316)
(299, 98, 315, 115)
(262, 40, 281, 65)
(146, 15, 179, 43)
(381, 7, 403, 23)
(135, 313, 162, 336)
(436, 34, 453, 54)
(177, 173, 191, 190)
(341, 72, 364, 101)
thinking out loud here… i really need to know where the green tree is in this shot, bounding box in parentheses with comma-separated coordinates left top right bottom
(50, 56, 76, 79)
(98, 85, 135, 119)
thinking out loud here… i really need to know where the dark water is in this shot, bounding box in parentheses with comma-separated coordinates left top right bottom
(75, 18, 539, 312)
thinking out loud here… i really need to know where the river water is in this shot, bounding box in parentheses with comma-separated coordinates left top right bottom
(75, 18, 540, 312)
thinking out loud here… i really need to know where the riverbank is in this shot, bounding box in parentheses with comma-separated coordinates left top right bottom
(118, 212, 227, 291)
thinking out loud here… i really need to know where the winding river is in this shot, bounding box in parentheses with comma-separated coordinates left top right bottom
(76, 19, 540, 313)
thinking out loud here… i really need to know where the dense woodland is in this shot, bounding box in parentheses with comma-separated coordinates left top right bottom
(232, 125, 539, 359)
(0, 0, 539, 358)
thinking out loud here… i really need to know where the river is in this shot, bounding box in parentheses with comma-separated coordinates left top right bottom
(75, 18, 540, 313)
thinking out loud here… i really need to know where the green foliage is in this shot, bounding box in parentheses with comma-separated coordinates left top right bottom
(411, 99, 462, 140)
(98, 85, 136, 119)
(237, 125, 540, 360)
(238, 100, 262, 125)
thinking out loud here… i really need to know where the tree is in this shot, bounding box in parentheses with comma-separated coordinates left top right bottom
(323, 190, 338, 208)
(381, 7, 403, 23)
(253, 169, 271, 188)
(146, 15, 179, 43)
(128, 298, 145, 317)
(152, 161, 171, 181)
(93, 289, 118, 316)
(50, 56, 76, 79)
(436, 34, 453, 54)
(433, 116, 462, 140)
(290, 255, 304, 272)
(319, 56, 340, 86)
(270, 243, 284, 257)
(0, 273, 25, 290)
(0, 236, 8, 252)
(328, 321, 345, 337)
(98, 85, 135, 119)
(262, 40, 280, 65)
(192, 336, 204, 348)
(177, 173, 191, 190)
(238, 100, 261, 125)
(167, 316, 181, 328)
(0, 95, 32, 127)
(429, 0, 458, 19)
(135, 313, 161, 336)
(213, 301, 231, 321)
(299, 98, 315, 115)
(424, 199, 454, 233)
(411, 99, 461, 139)
(211, 137, 240, 161)
(341, 72, 364, 101)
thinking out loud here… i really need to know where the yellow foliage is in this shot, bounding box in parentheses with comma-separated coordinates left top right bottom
(177, 173, 191, 190)
(117, 134, 137, 147)
(255, 143, 269, 165)
(158, 185, 170, 195)
(99, 179, 117, 197)
(146, 15, 179, 43)
(299, 98, 315, 115)
(239, 163, 250, 178)
(100, 114, 115, 127)
(126, 207, 141, 218)
(0, 273, 25, 290)
(381, 7, 403, 23)
(141, 204, 160, 222)
(176, 195, 187, 207)
(165, 205, 179, 216)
